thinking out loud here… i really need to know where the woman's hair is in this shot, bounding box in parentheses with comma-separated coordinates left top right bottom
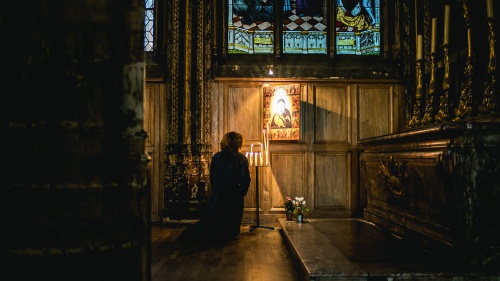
(220, 131, 244, 151)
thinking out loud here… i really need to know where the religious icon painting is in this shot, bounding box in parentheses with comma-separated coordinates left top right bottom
(263, 84, 300, 140)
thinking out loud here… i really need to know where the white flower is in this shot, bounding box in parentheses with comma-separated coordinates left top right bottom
(291, 196, 310, 214)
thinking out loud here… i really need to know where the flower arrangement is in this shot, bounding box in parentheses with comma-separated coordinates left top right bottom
(282, 196, 295, 214)
(292, 197, 310, 215)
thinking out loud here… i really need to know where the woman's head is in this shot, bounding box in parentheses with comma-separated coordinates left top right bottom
(220, 131, 244, 151)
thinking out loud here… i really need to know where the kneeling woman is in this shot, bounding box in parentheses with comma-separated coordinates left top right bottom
(180, 131, 251, 246)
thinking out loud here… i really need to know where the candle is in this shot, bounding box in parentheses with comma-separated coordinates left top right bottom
(263, 130, 266, 152)
(259, 152, 263, 166)
(267, 131, 270, 152)
(264, 130, 269, 151)
(265, 151, 269, 166)
(431, 18, 437, 53)
(416, 34, 423, 60)
(487, 0, 494, 18)
(251, 144, 254, 153)
(266, 131, 269, 152)
(267, 124, 270, 142)
(444, 5, 450, 44)
(249, 153, 254, 166)
(254, 152, 258, 166)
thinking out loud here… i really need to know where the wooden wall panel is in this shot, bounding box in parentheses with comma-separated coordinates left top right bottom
(270, 153, 306, 208)
(314, 84, 350, 143)
(227, 85, 262, 143)
(315, 153, 349, 208)
(211, 82, 224, 151)
(357, 85, 393, 140)
(144, 84, 155, 147)
(144, 82, 165, 223)
(212, 78, 401, 220)
(243, 167, 257, 208)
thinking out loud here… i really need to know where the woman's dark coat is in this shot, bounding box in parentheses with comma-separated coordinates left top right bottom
(181, 148, 251, 246)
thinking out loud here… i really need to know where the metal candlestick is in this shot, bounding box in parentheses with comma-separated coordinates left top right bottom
(453, 0, 474, 121)
(479, 18, 497, 114)
(435, 44, 451, 123)
(409, 59, 424, 128)
(422, 53, 437, 125)
(250, 165, 274, 232)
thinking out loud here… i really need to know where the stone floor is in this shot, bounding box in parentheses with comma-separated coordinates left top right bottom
(279, 218, 500, 281)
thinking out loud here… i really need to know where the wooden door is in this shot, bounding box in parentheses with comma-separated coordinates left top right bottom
(144, 82, 166, 222)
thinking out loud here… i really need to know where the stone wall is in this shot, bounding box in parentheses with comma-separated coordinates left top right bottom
(1, 1, 150, 280)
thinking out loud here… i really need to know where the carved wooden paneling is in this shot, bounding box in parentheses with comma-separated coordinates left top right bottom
(227, 85, 262, 143)
(357, 85, 394, 140)
(270, 153, 306, 208)
(361, 151, 451, 233)
(315, 153, 350, 208)
(314, 84, 350, 143)
(359, 123, 500, 268)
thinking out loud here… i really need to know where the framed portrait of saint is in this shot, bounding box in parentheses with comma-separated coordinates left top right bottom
(263, 84, 300, 140)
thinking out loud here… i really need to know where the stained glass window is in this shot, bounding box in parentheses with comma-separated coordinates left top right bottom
(144, 0, 155, 51)
(227, 0, 380, 56)
(335, 0, 380, 55)
(283, 0, 328, 54)
(228, 0, 275, 54)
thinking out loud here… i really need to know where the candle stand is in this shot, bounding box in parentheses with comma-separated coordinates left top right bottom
(247, 128, 273, 231)
(409, 58, 424, 128)
(250, 165, 274, 231)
